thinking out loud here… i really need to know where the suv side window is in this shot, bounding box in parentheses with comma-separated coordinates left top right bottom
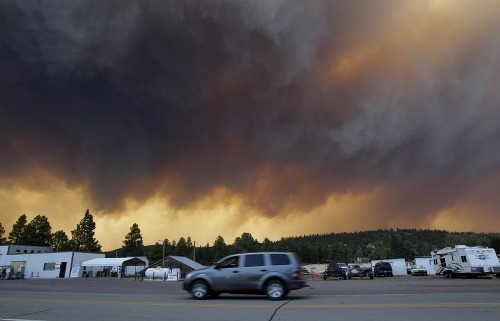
(218, 256, 240, 268)
(270, 253, 290, 266)
(244, 254, 265, 267)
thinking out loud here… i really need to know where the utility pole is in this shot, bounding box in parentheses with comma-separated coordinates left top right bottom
(193, 241, 196, 262)
(158, 239, 166, 267)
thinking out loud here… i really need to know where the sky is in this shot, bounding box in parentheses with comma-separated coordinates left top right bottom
(1, 0, 500, 251)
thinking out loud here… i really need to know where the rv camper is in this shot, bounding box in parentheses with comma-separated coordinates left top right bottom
(431, 245, 500, 278)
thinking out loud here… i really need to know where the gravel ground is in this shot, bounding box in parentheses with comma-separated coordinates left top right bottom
(1, 274, 498, 296)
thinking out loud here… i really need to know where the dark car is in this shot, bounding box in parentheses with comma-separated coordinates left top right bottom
(323, 262, 347, 280)
(347, 264, 374, 279)
(374, 261, 393, 277)
(182, 252, 306, 300)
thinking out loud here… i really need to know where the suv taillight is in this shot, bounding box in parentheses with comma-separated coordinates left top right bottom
(293, 267, 301, 279)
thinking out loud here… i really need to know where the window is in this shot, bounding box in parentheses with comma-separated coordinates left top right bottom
(244, 254, 265, 267)
(218, 256, 239, 268)
(270, 254, 290, 266)
(43, 263, 56, 271)
(461, 256, 467, 263)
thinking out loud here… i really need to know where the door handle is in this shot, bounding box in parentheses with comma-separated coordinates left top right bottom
(260, 269, 267, 272)
(232, 271, 239, 273)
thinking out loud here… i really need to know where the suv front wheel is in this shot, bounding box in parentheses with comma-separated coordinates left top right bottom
(191, 280, 209, 300)
(265, 279, 286, 301)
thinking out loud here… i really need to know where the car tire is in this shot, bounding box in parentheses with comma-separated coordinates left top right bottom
(191, 280, 209, 300)
(323, 274, 327, 280)
(265, 279, 286, 301)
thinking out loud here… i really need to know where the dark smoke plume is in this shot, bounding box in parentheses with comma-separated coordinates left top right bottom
(1, 0, 500, 223)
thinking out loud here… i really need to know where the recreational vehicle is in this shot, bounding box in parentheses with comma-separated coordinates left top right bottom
(431, 245, 500, 278)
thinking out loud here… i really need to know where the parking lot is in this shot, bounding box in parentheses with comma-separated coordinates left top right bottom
(1, 276, 499, 321)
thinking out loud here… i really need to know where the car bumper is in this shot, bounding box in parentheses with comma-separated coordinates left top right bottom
(182, 282, 191, 291)
(377, 272, 392, 276)
(412, 272, 427, 276)
(287, 279, 307, 290)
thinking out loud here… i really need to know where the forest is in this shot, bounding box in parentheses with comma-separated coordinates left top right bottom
(139, 229, 500, 266)
(1, 211, 499, 267)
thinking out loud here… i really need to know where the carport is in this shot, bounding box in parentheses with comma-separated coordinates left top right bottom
(81, 257, 146, 278)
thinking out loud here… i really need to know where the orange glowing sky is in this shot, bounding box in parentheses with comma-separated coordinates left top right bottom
(1, 1, 500, 250)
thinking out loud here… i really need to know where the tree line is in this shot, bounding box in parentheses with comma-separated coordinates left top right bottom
(119, 229, 500, 267)
(1, 213, 499, 267)
(0, 210, 101, 252)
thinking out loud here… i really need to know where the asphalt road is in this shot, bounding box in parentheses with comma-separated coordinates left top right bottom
(1, 276, 499, 321)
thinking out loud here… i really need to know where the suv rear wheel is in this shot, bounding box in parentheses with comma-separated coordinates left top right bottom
(191, 280, 209, 300)
(265, 279, 286, 300)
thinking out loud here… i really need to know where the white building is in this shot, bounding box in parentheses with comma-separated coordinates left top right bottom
(371, 258, 407, 276)
(0, 244, 104, 279)
(414, 256, 436, 275)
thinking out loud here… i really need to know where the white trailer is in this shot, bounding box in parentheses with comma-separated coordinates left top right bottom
(431, 245, 500, 278)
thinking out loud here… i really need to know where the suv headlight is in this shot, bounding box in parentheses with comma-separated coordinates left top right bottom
(185, 272, 193, 280)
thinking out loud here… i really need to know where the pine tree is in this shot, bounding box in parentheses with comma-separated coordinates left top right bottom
(123, 223, 144, 256)
(212, 235, 228, 261)
(71, 209, 101, 253)
(52, 230, 70, 251)
(176, 237, 188, 257)
(0, 222, 6, 244)
(234, 232, 258, 253)
(8, 214, 27, 244)
(21, 215, 52, 246)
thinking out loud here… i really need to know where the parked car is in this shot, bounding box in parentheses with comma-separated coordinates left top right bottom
(374, 261, 393, 277)
(338, 262, 348, 276)
(182, 252, 306, 300)
(410, 264, 428, 276)
(347, 264, 374, 279)
(323, 262, 347, 280)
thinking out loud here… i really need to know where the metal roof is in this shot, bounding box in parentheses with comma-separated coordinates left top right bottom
(168, 256, 205, 270)
(81, 257, 146, 267)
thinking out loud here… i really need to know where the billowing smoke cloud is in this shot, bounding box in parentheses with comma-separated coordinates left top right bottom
(2, 0, 500, 227)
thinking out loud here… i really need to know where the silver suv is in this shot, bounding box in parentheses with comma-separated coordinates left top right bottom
(182, 252, 307, 300)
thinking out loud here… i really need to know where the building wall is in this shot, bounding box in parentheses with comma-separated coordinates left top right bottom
(6, 245, 53, 255)
(0, 246, 104, 279)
